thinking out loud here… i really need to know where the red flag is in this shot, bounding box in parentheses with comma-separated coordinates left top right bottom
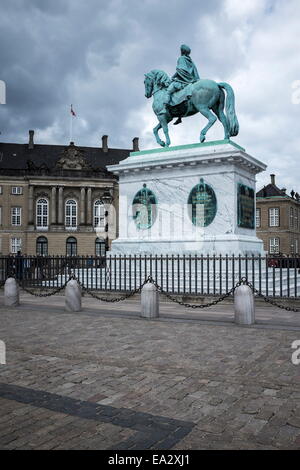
(70, 104, 76, 117)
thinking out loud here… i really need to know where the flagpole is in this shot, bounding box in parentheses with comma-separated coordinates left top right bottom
(70, 104, 73, 143)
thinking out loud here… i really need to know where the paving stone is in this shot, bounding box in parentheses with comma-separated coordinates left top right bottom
(1, 298, 300, 449)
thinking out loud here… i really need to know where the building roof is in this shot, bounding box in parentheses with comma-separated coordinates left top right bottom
(256, 174, 300, 202)
(0, 141, 130, 174)
(256, 183, 286, 198)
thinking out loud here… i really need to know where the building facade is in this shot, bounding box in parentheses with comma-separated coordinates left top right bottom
(0, 131, 137, 255)
(256, 174, 300, 255)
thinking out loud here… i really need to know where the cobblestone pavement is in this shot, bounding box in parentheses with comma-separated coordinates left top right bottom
(0, 298, 300, 449)
(4, 292, 300, 327)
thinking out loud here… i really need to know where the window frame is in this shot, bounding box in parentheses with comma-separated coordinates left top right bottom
(65, 199, 77, 229)
(269, 237, 280, 254)
(11, 237, 22, 254)
(268, 207, 280, 227)
(93, 199, 105, 229)
(294, 207, 298, 231)
(11, 186, 23, 195)
(11, 206, 22, 226)
(36, 236, 48, 256)
(290, 206, 294, 229)
(66, 236, 77, 256)
(36, 198, 49, 229)
(255, 208, 261, 228)
(95, 237, 106, 256)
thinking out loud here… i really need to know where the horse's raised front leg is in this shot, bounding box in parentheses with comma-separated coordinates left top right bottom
(153, 123, 165, 147)
(197, 106, 217, 143)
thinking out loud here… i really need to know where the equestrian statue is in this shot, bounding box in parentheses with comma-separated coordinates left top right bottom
(144, 44, 239, 147)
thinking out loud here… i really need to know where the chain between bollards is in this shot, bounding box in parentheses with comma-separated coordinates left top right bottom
(2, 275, 299, 311)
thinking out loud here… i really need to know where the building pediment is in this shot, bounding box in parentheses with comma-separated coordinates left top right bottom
(55, 143, 92, 170)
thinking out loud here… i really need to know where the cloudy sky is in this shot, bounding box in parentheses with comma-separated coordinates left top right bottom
(0, 0, 299, 191)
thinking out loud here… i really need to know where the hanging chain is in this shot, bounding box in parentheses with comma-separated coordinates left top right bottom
(2, 274, 299, 311)
(76, 277, 149, 302)
(239, 278, 299, 313)
(15, 278, 72, 297)
(146, 275, 241, 309)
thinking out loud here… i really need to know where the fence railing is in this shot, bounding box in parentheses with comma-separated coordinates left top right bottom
(0, 254, 300, 298)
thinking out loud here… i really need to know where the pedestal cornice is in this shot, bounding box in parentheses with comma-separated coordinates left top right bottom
(107, 140, 266, 176)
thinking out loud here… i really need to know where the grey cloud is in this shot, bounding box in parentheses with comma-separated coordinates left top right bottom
(0, 0, 299, 193)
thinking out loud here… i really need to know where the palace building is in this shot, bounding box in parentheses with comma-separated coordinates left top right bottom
(256, 174, 300, 255)
(0, 131, 138, 256)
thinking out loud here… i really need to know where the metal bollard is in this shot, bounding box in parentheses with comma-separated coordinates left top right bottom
(141, 283, 159, 319)
(65, 279, 82, 312)
(4, 278, 19, 307)
(234, 284, 255, 325)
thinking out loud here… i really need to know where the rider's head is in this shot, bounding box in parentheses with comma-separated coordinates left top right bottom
(180, 44, 191, 56)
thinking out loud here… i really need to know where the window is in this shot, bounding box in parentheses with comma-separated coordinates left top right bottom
(295, 238, 299, 254)
(36, 198, 48, 229)
(11, 237, 22, 254)
(269, 238, 280, 254)
(0, 206, 2, 225)
(66, 237, 77, 256)
(269, 208, 279, 227)
(0, 186, 2, 194)
(290, 207, 294, 229)
(11, 207, 22, 226)
(294, 208, 298, 231)
(291, 236, 295, 255)
(255, 208, 261, 228)
(65, 199, 77, 228)
(94, 200, 105, 229)
(95, 237, 106, 256)
(36, 236, 48, 256)
(11, 186, 23, 195)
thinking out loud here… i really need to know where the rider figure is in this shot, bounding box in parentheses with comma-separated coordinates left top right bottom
(163, 44, 200, 124)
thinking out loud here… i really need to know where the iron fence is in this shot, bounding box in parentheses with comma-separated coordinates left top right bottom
(0, 254, 300, 298)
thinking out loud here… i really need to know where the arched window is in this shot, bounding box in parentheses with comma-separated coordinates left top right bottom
(36, 236, 48, 256)
(65, 199, 77, 228)
(36, 198, 48, 229)
(66, 237, 77, 256)
(94, 200, 105, 228)
(95, 237, 106, 256)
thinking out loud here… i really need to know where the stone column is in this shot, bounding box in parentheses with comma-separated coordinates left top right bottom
(58, 186, 64, 224)
(87, 188, 92, 225)
(28, 185, 34, 225)
(80, 187, 86, 225)
(51, 186, 57, 224)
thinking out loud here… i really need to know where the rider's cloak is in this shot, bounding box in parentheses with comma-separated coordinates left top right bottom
(172, 55, 200, 84)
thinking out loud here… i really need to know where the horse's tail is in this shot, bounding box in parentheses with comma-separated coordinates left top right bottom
(218, 82, 239, 137)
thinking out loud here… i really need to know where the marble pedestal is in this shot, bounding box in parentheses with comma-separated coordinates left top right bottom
(107, 139, 267, 255)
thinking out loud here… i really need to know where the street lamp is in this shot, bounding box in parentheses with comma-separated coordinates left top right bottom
(100, 189, 113, 251)
(101, 189, 113, 206)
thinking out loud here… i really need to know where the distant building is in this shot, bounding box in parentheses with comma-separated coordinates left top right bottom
(256, 174, 300, 255)
(0, 131, 139, 255)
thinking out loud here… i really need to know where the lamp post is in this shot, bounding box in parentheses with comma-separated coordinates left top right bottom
(101, 189, 113, 251)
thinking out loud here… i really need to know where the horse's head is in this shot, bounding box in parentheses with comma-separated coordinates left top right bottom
(144, 73, 154, 98)
(144, 70, 171, 98)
